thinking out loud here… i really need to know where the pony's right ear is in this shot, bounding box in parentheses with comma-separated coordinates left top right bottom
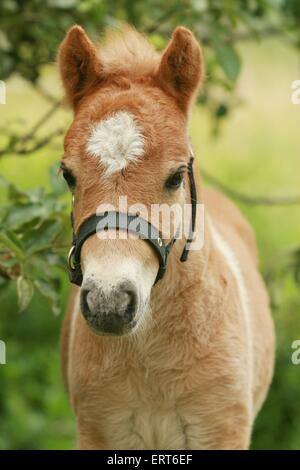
(156, 27, 203, 113)
(58, 25, 103, 109)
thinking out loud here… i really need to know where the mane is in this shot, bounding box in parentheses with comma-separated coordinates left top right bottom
(99, 26, 160, 78)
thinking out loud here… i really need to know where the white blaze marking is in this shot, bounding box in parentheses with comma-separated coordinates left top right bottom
(209, 219, 253, 408)
(86, 111, 144, 176)
(68, 291, 80, 387)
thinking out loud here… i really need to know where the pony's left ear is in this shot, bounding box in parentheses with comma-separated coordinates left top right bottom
(58, 25, 103, 109)
(156, 27, 204, 113)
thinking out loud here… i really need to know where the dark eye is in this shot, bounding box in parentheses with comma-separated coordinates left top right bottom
(60, 164, 76, 189)
(165, 170, 185, 190)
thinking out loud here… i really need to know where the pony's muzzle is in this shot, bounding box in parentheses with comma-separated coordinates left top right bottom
(80, 280, 138, 335)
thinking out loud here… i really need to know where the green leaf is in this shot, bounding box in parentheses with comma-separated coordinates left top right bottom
(17, 276, 34, 312)
(0, 175, 30, 203)
(34, 279, 61, 316)
(212, 38, 241, 82)
(2, 203, 45, 229)
(7, 184, 29, 203)
(45, 253, 66, 269)
(29, 255, 60, 279)
(25, 219, 63, 255)
(2, 198, 63, 230)
(216, 104, 229, 119)
(25, 187, 45, 204)
(47, 0, 77, 8)
(0, 230, 24, 260)
(0, 256, 17, 269)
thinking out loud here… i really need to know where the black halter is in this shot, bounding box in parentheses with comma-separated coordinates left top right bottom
(67, 149, 197, 286)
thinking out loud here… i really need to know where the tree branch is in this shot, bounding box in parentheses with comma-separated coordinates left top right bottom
(19, 99, 62, 145)
(34, 83, 60, 104)
(0, 100, 63, 157)
(202, 168, 300, 206)
(0, 129, 64, 157)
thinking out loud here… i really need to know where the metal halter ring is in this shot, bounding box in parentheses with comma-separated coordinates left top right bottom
(67, 245, 76, 272)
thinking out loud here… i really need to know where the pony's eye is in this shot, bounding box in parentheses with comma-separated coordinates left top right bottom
(165, 170, 185, 190)
(60, 165, 76, 189)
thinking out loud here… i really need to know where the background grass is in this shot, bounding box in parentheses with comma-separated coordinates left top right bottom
(0, 38, 300, 449)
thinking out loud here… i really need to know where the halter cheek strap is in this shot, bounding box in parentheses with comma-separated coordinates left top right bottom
(67, 153, 197, 287)
(180, 155, 197, 262)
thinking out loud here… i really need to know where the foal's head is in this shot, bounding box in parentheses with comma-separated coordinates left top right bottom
(58, 25, 204, 335)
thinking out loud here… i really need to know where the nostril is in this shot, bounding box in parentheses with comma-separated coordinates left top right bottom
(80, 288, 93, 318)
(119, 287, 137, 324)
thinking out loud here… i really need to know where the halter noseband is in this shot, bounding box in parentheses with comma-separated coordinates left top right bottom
(67, 148, 197, 287)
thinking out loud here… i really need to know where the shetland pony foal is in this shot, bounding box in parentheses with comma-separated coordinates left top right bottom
(58, 25, 275, 450)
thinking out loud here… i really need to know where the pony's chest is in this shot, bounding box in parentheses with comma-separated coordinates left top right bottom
(72, 329, 205, 449)
(93, 366, 198, 449)
(105, 405, 188, 450)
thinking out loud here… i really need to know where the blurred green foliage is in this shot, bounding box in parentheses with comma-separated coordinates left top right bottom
(1, 0, 300, 120)
(0, 0, 300, 451)
(0, 171, 68, 314)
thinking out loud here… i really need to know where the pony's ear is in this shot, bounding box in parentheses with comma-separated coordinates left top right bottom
(156, 27, 204, 112)
(58, 25, 103, 109)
